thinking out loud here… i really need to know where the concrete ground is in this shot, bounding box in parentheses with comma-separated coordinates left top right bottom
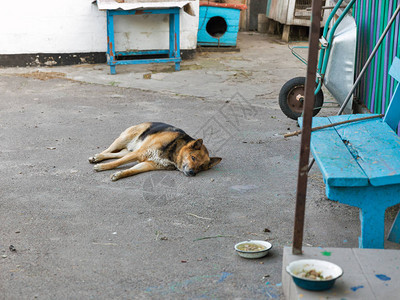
(0, 32, 399, 299)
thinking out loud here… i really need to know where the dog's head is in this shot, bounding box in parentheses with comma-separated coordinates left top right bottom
(178, 139, 221, 177)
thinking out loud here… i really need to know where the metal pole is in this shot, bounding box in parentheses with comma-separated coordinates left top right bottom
(292, 0, 323, 255)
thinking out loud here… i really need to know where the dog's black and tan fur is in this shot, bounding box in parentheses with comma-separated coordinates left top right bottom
(89, 122, 222, 181)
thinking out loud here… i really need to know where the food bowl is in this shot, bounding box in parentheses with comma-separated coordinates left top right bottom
(234, 240, 272, 258)
(286, 259, 343, 291)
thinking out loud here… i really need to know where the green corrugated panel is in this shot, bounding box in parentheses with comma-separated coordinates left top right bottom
(353, 0, 400, 114)
(366, 0, 375, 110)
(377, 0, 385, 114)
(387, 3, 394, 110)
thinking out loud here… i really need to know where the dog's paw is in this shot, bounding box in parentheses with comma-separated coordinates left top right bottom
(111, 171, 122, 181)
(93, 164, 103, 172)
(88, 155, 99, 164)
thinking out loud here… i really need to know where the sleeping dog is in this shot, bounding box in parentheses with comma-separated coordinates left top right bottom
(89, 122, 222, 181)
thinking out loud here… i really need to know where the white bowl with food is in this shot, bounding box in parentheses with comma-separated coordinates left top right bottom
(286, 259, 343, 291)
(234, 240, 272, 258)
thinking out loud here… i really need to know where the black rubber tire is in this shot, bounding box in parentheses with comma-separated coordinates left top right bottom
(278, 76, 324, 120)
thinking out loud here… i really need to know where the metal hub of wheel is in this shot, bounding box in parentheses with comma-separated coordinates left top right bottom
(287, 85, 305, 114)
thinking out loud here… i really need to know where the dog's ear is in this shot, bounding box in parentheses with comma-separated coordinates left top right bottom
(206, 157, 222, 169)
(192, 139, 203, 150)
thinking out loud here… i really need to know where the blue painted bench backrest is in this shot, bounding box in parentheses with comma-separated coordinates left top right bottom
(383, 57, 400, 133)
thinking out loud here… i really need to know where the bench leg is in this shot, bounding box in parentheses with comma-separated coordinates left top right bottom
(328, 185, 400, 248)
(359, 208, 385, 249)
(388, 210, 400, 244)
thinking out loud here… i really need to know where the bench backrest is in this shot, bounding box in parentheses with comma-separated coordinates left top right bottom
(383, 57, 400, 134)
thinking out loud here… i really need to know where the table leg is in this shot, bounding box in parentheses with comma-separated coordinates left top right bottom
(107, 11, 117, 75)
(169, 9, 180, 71)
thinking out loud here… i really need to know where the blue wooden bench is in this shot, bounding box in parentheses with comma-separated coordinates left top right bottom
(299, 57, 400, 249)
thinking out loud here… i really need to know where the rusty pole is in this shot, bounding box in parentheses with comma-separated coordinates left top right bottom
(292, 0, 323, 255)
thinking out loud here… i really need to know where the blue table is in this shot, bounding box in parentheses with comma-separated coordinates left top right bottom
(106, 8, 181, 74)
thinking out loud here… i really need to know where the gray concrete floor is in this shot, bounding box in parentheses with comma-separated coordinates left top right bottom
(0, 32, 399, 299)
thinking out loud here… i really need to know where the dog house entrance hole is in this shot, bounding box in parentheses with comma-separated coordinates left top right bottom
(206, 16, 228, 38)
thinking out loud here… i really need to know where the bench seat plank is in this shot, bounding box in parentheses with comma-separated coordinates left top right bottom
(299, 117, 369, 187)
(328, 114, 400, 186)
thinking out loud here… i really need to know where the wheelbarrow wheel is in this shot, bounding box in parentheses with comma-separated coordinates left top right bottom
(279, 77, 324, 120)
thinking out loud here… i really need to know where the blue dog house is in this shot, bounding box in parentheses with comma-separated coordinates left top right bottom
(197, 2, 247, 47)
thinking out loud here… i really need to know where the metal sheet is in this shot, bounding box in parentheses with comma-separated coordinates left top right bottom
(96, 0, 194, 10)
(324, 14, 357, 114)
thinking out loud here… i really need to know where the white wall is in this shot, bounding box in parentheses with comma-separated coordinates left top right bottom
(0, 0, 199, 55)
